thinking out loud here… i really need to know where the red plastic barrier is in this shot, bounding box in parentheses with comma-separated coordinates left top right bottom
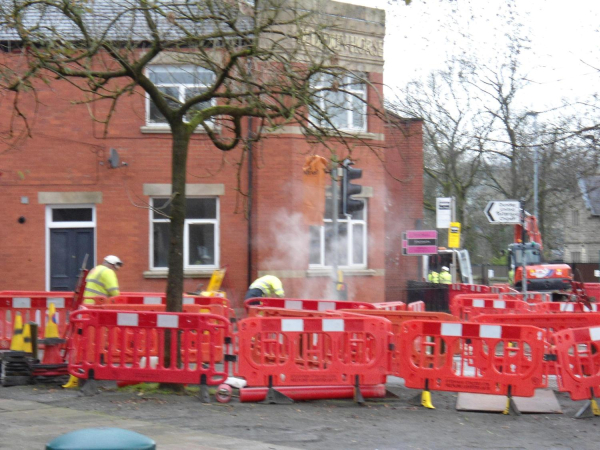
(239, 384, 387, 402)
(234, 316, 392, 388)
(105, 294, 235, 320)
(554, 326, 600, 401)
(451, 294, 531, 321)
(247, 307, 340, 318)
(532, 302, 599, 313)
(338, 309, 458, 378)
(0, 294, 72, 349)
(474, 313, 600, 376)
(243, 298, 376, 313)
(67, 309, 230, 385)
(398, 320, 546, 397)
(372, 301, 406, 311)
(81, 303, 229, 363)
(407, 301, 425, 312)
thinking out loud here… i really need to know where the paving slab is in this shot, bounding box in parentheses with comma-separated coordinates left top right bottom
(456, 389, 562, 414)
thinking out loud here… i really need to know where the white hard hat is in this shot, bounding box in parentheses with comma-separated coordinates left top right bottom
(104, 255, 123, 267)
(442, 266, 449, 271)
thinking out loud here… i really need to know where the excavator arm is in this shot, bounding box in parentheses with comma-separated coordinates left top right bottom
(514, 214, 543, 250)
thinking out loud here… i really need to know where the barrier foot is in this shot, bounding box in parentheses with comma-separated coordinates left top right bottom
(421, 390, 435, 409)
(62, 375, 79, 389)
(503, 387, 521, 416)
(261, 387, 294, 405)
(575, 390, 600, 419)
(80, 378, 99, 397)
(385, 389, 400, 399)
(354, 376, 365, 405)
(260, 376, 293, 405)
(199, 374, 211, 403)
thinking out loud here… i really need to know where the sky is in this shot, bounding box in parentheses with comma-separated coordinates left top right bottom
(341, 0, 600, 111)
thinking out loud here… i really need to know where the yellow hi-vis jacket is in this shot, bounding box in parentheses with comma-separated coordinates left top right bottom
(83, 264, 120, 304)
(428, 271, 440, 283)
(439, 271, 452, 284)
(250, 275, 285, 298)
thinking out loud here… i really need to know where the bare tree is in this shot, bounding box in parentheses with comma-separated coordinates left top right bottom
(390, 64, 492, 247)
(0, 0, 382, 311)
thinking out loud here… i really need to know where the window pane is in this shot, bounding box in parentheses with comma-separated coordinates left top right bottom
(153, 198, 172, 219)
(324, 222, 348, 266)
(149, 86, 180, 123)
(352, 224, 364, 264)
(149, 66, 214, 85)
(186, 198, 217, 219)
(351, 95, 365, 129)
(52, 208, 92, 222)
(309, 226, 321, 265)
(188, 224, 215, 265)
(153, 222, 169, 268)
(324, 90, 347, 128)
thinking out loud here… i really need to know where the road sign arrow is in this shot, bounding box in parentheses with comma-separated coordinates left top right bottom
(484, 200, 521, 224)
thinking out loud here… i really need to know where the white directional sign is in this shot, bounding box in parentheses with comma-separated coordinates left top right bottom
(484, 200, 521, 224)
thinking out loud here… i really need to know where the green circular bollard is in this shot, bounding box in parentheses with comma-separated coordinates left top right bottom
(46, 427, 156, 450)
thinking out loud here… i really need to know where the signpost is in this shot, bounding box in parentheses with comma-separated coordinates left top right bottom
(448, 222, 461, 248)
(402, 230, 438, 255)
(436, 198, 452, 229)
(484, 200, 521, 224)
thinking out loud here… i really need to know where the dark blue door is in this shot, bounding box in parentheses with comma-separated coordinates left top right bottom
(50, 228, 94, 291)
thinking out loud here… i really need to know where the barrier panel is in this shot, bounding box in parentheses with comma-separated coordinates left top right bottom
(398, 320, 546, 397)
(532, 302, 598, 313)
(247, 307, 341, 318)
(234, 316, 392, 388)
(338, 310, 458, 378)
(450, 294, 532, 321)
(103, 294, 235, 320)
(474, 313, 600, 376)
(554, 326, 600, 401)
(82, 304, 231, 362)
(372, 302, 406, 311)
(408, 301, 426, 312)
(0, 294, 71, 349)
(67, 309, 230, 385)
(243, 298, 376, 313)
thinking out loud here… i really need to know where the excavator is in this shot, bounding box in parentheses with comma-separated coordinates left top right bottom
(507, 214, 572, 292)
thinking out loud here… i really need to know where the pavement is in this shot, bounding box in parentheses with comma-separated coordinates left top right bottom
(0, 397, 296, 450)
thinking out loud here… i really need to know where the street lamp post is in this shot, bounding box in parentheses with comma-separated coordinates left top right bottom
(526, 111, 540, 218)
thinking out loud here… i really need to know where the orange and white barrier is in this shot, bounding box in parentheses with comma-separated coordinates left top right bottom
(398, 320, 546, 397)
(234, 316, 392, 388)
(532, 302, 598, 313)
(243, 297, 376, 313)
(450, 294, 531, 321)
(67, 309, 230, 385)
(0, 294, 71, 349)
(372, 301, 406, 311)
(407, 301, 425, 312)
(554, 326, 600, 401)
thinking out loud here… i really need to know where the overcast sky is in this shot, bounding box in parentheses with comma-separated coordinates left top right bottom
(342, 0, 600, 110)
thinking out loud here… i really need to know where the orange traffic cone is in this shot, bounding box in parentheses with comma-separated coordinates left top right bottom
(9, 313, 24, 351)
(22, 323, 32, 354)
(45, 303, 59, 339)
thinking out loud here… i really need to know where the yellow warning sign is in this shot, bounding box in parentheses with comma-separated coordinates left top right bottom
(448, 222, 461, 248)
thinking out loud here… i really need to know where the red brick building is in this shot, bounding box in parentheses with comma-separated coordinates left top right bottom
(0, 2, 422, 311)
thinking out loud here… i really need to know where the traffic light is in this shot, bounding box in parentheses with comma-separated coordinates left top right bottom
(340, 159, 363, 216)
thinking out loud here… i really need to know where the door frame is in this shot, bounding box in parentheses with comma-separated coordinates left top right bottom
(45, 204, 97, 291)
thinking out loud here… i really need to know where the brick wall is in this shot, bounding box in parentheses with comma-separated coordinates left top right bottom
(0, 60, 423, 306)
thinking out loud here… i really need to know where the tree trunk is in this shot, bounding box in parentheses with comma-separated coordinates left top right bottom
(166, 123, 190, 314)
(161, 123, 190, 393)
